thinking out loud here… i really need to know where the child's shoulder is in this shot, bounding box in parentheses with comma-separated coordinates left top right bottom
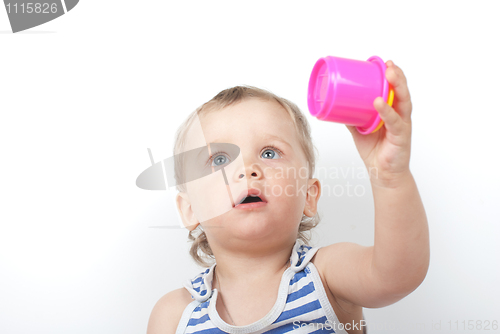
(146, 288, 194, 334)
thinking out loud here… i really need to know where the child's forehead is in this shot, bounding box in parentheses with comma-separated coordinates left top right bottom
(206, 98, 289, 119)
(201, 99, 294, 132)
(201, 103, 296, 142)
(182, 98, 298, 153)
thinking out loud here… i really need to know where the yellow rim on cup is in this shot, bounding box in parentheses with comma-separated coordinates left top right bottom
(370, 87, 394, 133)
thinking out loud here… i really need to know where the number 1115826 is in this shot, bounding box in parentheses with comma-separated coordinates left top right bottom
(6, 3, 59, 14)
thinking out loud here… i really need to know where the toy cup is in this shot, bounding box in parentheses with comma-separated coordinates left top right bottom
(307, 55, 394, 135)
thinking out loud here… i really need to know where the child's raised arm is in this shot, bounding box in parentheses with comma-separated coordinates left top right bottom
(314, 61, 430, 308)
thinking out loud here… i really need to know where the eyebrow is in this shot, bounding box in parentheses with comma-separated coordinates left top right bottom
(261, 134, 292, 149)
(208, 134, 292, 150)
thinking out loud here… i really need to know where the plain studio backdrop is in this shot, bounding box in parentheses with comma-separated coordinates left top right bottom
(1, 1, 499, 333)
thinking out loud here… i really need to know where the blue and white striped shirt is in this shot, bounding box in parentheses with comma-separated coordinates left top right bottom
(175, 240, 353, 334)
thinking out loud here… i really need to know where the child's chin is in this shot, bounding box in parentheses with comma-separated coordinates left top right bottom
(232, 217, 280, 234)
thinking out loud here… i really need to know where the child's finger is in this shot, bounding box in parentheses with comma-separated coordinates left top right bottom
(385, 62, 412, 122)
(374, 96, 405, 136)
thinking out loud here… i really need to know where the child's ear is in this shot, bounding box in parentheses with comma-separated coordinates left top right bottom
(176, 192, 200, 231)
(303, 178, 321, 217)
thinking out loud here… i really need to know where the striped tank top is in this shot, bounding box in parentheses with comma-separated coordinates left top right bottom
(175, 239, 357, 334)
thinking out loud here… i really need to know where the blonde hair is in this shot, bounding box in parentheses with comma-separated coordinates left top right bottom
(173, 85, 321, 267)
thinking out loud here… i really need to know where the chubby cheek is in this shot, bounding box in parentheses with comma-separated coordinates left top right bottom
(186, 171, 233, 222)
(255, 168, 309, 218)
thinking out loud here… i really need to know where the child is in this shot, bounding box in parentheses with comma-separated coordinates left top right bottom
(147, 61, 430, 334)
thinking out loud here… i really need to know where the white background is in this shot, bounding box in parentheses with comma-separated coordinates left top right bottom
(1, 1, 499, 333)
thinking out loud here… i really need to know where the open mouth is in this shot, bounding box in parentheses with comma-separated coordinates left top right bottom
(238, 195, 263, 205)
(234, 188, 267, 208)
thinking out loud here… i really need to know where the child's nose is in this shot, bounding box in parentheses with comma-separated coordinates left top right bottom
(238, 165, 263, 180)
(239, 172, 259, 179)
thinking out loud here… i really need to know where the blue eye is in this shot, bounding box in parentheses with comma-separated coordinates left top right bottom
(261, 147, 282, 159)
(211, 153, 229, 166)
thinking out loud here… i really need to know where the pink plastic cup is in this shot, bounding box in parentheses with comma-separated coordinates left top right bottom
(307, 55, 389, 135)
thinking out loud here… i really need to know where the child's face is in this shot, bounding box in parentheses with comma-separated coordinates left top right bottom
(177, 98, 319, 243)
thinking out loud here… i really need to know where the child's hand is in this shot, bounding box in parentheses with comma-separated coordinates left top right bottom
(346, 60, 412, 187)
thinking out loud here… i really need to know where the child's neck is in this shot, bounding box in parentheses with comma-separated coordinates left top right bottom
(211, 239, 294, 289)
